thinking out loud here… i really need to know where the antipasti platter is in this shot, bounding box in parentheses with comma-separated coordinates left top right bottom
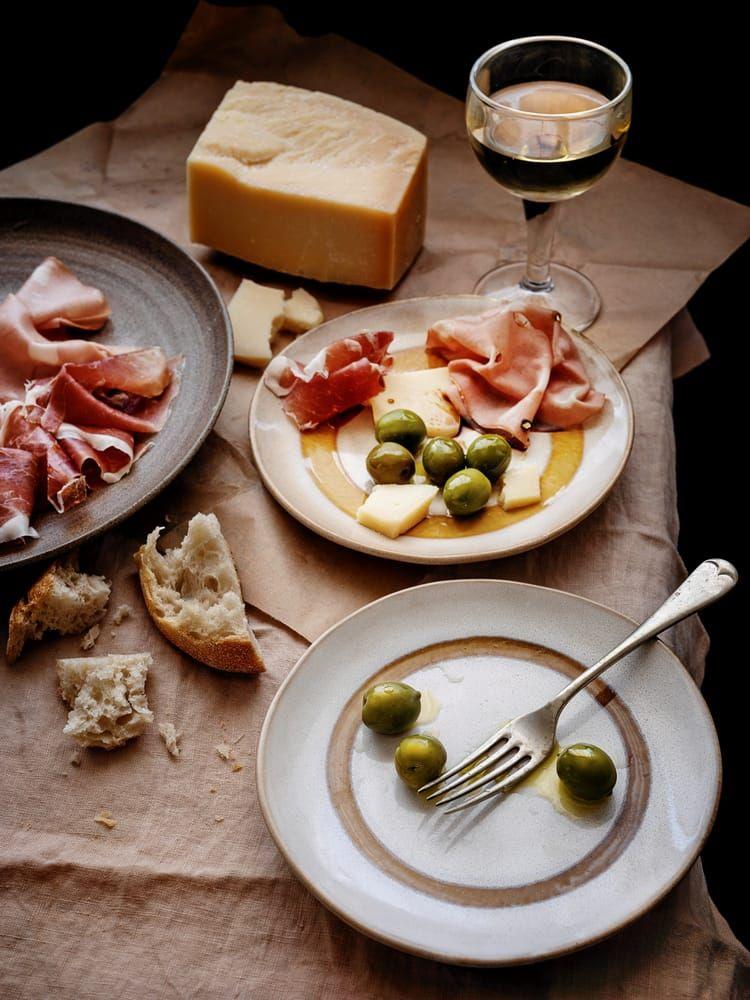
(250, 296, 633, 563)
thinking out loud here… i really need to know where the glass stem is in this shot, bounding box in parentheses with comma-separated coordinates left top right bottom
(521, 200, 558, 292)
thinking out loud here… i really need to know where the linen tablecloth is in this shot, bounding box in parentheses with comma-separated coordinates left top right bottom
(2, 5, 749, 997)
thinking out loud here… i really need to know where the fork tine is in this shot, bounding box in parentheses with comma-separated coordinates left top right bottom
(418, 727, 512, 794)
(436, 752, 534, 808)
(424, 741, 519, 802)
(442, 758, 539, 814)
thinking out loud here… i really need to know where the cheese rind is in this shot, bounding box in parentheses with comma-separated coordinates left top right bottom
(283, 288, 324, 334)
(228, 279, 286, 367)
(357, 484, 438, 538)
(370, 368, 460, 437)
(499, 464, 541, 510)
(188, 81, 427, 289)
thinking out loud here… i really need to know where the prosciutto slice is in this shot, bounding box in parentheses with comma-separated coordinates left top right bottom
(39, 360, 180, 436)
(267, 331, 394, 430)
(427, 306, 604, 449)
(62, 347, 172, 398)
(2, 404, 87, 513)
(17, 257, 110, 332)
(0, 295, 111, 401)
(57, 424, 135, 485)
(0, 447, 40, 544)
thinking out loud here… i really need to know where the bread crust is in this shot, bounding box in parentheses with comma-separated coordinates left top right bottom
(6, 566, 57, 663)
(134, 538, 264, 675)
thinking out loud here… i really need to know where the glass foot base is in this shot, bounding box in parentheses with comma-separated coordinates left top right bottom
(473, 262, 601, 333)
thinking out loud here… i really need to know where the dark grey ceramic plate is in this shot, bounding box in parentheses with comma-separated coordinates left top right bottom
(0, 198, 232, 572)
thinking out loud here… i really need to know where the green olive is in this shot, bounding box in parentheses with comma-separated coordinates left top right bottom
(466, 434, 512, 483)
(395, 733, 447, 789)
(422, 437, 465, 485)
(442, 468, 492, 516)
(556, 743, 617, 802)
(366, 442, 415, 485)
(375, 409, 426, 453)
(362, 682, 421, 735)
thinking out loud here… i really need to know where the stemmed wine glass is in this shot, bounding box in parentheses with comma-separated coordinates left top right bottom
(466, 36, 632, 331)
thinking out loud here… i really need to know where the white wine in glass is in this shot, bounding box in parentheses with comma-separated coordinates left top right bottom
(467, 37, 632, 331)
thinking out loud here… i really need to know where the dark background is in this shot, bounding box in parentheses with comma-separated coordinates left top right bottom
(2, 0, 747, 946)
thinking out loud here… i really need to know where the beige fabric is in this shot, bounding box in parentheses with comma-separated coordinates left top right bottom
(1, 4, 748, 996)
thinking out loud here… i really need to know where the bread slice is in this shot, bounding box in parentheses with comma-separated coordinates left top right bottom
(57, 653, 154, 749)
(134, 512, 264, 673)
(7, 559, 111, 663)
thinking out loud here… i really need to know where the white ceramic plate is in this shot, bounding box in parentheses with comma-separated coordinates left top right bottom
(257, 580, 720, 966)
(249, 296, 633, 564)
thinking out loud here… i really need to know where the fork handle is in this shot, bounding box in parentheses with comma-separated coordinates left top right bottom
(549, 559, 738, 716)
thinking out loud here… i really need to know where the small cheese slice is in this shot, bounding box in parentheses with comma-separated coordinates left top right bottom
(228, 279, 285, 367)
(499, 464, 541, 511)
(283, 288, 324, 334)
(188, 81, 427, 289)
(356, 484, 437, 538)
(370, 368, 460, 438)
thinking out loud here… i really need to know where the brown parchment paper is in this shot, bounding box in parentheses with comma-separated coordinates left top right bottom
(1, 4, 748, 998)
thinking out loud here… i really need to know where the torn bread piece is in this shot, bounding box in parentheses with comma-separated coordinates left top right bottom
(80, 624, 101, 651)
(58, 653, 154, 749)
(134, 512, 264, 673)
(7, 559, 110, 663)
(282, 288, 323, 334)
(159, 722, 182, 758)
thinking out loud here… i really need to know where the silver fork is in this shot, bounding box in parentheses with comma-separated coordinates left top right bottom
(421, 559, 738, 814)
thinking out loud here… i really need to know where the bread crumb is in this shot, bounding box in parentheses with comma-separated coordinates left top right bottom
(209, 787, 217, 794)
(94, 810, 117, 829)
(231, 762, 243, 773)
(158, 722, 182, 758)
(80, 623, 101, 651)
(111, 604, 132, 626)
(110, 631, 117, 638)
(215, 742, 233, 761)
(71, 751, 82, 767)
(214, 815, 225, 823)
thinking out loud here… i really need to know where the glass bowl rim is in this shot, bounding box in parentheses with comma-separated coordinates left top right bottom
(468, 35, 633, 120)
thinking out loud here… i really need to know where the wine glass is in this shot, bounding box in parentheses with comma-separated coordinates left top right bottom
(466, 36, 632, 331)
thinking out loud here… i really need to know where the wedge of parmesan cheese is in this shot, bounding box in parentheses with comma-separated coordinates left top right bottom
(356, 484, 437, 538)
(283, 288, 324, 334)
(499, 464, 541, 510)
(370, 368, 460, 438)
(188, 82, 427, 289)
(228, 279, 285, 367)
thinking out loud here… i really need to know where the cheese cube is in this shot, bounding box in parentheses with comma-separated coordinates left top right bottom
(228, 279, 285, 367)
(499, 465, 541, 511)
(370, 369, 460, 437)
(283, 288, 324, 334)
(356, 485, 438, 538)
(188, 81, 427, 289)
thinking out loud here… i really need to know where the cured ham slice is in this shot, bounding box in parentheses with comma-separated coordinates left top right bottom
(267, 331, 394, 430)
(427, 306, 604, 449)
(57, 424, 135, 485)
(62, 347, 172, 398)
(0, 295, 110, 401)
(2, 404, 87, 513)
(0, 447, 40, 544)
(17, 257, 110, 332)
(39, 361, 180, 436)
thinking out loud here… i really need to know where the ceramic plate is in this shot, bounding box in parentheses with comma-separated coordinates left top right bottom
(0, 198, 232, 571)
(249, 296, 633, 564)
(257, 580, 720, 966)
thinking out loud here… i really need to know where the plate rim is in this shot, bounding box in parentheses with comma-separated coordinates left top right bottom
(0, 196, 233, 572)
(256, 577, 721, 967)
(248, 294, 635, 565)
